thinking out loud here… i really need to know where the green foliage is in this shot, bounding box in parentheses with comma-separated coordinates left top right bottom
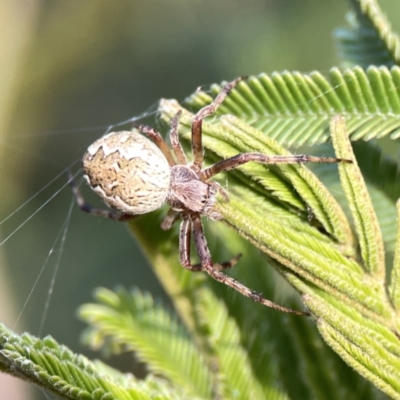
(2, 0, 400, 399)
(79, 287, 379, 400)
(185, 66, 400, 146)
(0, 322, 183, 399)
(333, 0, 400, 68)
(155, 102, 398, 398)
(80, 287, 212, 398)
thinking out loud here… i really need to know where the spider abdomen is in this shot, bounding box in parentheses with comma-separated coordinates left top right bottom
(83, 131, 171, 215)
(167, 165, 217, 215)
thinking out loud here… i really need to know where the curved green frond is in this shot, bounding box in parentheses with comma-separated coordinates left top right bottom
(302, 117, 399, 399)
(302, 290, 400, 400)
(0, 323, 181, 400)
(334, 0, 400, 68)
(80, 277, 381, 400)
(308, 141, 399, 255)
(184, 67, 400, 147)
(79, 287, 212, 399)
(330, 116, 385, 278)
(79, 288, 292, 400)
(189, 286, 286, 400)
(352, 141, 399, 254)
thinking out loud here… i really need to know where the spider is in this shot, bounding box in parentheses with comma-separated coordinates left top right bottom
(72, 77, 349, 316)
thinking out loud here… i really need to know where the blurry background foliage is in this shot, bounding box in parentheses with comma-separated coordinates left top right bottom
(1, 0, 399, 399)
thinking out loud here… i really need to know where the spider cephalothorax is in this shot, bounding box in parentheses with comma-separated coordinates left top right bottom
(167, 165, 219, 216)
(74, 77, 349, 315)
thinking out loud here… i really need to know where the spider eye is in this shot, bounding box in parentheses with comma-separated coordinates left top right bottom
(83, 130, 171, 215)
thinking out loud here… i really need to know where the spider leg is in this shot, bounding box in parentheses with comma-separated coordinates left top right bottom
(179, 216, 240, 272)
(68, 170, 135, 222)
(191, 76, 245, 171)
(161, 208, 181, 230)
(191, 214, 309, 315)
(169, 110, 187, 165)
(201, 153, 351, 180)
(180, 218, 202, 271)
(134, 124, 176, 166)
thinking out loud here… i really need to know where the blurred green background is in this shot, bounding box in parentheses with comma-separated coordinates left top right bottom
(0, 1, 397, 398)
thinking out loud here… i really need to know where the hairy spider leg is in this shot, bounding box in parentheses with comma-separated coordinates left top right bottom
(180, 216, 241, 272)
(68, 170, 135, 222)
(201, 153, 351, 181)
(135, 125, 176, 166)
(136, 113, 188, 166)
(191, 76, 245, 171)
(169, 110, 187, 165)
(161, 208, 181, 231)
(190, 214, 309, 315)
(137, 115, 189, 231)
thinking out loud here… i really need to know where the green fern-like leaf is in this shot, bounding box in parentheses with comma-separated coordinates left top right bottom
(305, 146, 398, 293)
(333, 0, 400, 68)
(0, 322, 183, 399)
(80, 283, 383, 400)
(80, 288, 291, 400)
(184, 67, 400, 146)
(79, 287, 213, 399)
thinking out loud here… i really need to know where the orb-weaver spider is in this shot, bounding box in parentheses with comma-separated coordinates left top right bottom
(72, 77, 349, 315)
